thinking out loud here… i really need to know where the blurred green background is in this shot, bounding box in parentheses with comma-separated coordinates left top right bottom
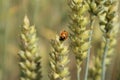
(0, 0, 120, 80)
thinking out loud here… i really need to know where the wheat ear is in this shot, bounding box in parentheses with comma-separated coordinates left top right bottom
(18, 16, 42, 80)
(68, 0, 90, 80)
(97, 0, 119, 80)
(49, 35, 70, 80)
(86, 0, 109, 80)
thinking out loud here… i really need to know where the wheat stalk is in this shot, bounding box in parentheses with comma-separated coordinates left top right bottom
(88, 25, 119, 80)
(97, 0, 119, 80)
(68, 0, 90, 80)
(49, 35, 70, 80)
(18, 16, 42, 80)
(87, 1, 110, 80)
(87, 0, 119, 80)
(84, 0, 106, 79)
(88, 26, 119, 80)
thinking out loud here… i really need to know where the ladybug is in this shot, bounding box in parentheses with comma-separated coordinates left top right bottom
(59, 30, 68, 41)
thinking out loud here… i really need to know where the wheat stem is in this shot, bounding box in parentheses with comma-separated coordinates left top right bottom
(101, 39, 110, 80)
(77, 66, 81, 80)
(84, 31, 92, 80)
(96, 0, 119, 80)
(87, 0, 119, 80)
(84, 15, 94, 80)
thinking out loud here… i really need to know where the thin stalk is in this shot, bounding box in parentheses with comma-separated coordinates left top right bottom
(2, 0, 10, 79)
(101, 39, 110, 80)
(84, 15, 94, 80)
(84, 31, 92, 80)
(77, 66, 81, 80)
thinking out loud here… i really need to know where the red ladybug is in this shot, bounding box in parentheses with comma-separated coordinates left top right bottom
(59, 30, 68, 41)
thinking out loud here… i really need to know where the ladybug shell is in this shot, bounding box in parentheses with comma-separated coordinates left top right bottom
(59, 30, 68, 41)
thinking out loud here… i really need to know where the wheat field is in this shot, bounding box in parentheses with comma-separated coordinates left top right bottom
(0, 0, 120, 80)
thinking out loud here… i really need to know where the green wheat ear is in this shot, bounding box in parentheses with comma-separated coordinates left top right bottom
(68, 0, 90, 80)
(18, 16, 42, 80)
(49, 35, 70, 80)
(97, 0, 119, 80)
(88, 0, 119, 80)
